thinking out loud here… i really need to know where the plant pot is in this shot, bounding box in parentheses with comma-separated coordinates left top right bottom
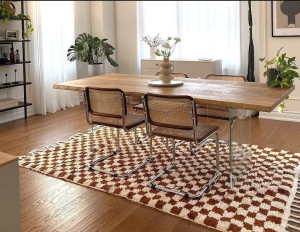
(150, 47, 156, 59)
(266, 68, 279, 86)
(159, 58, 174, 83)
(88, 63, 104, 77)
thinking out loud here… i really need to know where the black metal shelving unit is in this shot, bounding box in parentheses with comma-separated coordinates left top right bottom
(0, 0, 31, 119)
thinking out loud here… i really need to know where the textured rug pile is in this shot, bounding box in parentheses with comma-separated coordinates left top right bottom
(19, 126, 300, 232)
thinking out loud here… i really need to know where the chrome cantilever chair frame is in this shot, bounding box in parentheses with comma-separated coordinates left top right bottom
(143, 94, 220, 198)
(83, 87, 151, 177)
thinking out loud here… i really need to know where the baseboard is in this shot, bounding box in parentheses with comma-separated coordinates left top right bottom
(259, 111, 300, 122)
(0, 105, 36, 124)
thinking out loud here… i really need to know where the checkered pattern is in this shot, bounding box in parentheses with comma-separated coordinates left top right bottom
(19, 126, 300, 232)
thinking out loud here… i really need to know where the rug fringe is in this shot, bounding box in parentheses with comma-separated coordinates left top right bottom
(290, 213, 300, 219)
(287, 224, 300, 231)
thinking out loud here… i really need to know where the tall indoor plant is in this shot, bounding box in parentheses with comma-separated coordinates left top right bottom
(67, 33, 118, 76)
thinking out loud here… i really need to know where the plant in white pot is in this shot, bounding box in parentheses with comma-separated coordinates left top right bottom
(67, 33, 118, 76)
(141, 33, 163, 59)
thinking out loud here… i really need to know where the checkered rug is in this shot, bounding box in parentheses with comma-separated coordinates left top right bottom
(19, 126, 300, 232)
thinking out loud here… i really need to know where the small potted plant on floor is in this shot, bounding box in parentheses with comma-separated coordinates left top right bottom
(67, 33, 118, 76)
(260, 47, 299, 112)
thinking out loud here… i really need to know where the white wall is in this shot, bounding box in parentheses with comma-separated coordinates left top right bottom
(258, 1, 300, 121)
(115, 1, 139, 74)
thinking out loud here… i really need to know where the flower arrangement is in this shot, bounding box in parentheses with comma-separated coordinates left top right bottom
(141, 33, 162, 48)
(155, 37, 181, 58)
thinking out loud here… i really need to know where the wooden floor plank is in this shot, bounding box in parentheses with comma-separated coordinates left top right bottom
(1, 104, 300, 232)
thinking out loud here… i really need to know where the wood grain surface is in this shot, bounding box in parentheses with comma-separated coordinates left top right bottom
(0, 151, 18, 167)
(1, 104, 300, 231)
(53, 73, 294, 112)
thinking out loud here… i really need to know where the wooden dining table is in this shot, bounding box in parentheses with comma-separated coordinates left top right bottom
(54, 73, 295, 187)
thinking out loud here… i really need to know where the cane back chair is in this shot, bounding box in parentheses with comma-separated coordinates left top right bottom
(133, 72, 188, 113)
(196, 74, 247, 122)
(84, 87, 151, 177)
(143, 93, 220, 198)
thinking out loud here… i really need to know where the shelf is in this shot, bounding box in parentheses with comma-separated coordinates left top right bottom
(0, 40, 30, 43)
(0, 101, 32, 113)
(0, 81, 32, 90)
(0, 61, 31, 66)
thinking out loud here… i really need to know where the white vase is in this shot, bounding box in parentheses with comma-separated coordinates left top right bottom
(150, 47, 156, 59)
(159, 58, 174, 83)
(88, 63, 104, 77)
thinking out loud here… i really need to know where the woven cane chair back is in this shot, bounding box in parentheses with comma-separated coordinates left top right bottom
(155, 72, 188, 78)
(205, 74, 246, 82)
(85, 87, 126, 118)
(144, 94, 196, 130)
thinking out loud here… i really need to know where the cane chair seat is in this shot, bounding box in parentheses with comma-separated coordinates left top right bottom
(152, 123, 218, 142)
(93, 113, 144, 130)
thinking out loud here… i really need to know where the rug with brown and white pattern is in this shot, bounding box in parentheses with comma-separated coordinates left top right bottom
(19, 126, 300, 232)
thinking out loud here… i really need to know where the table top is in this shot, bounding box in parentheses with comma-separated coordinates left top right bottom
(0, 152, 18, 168)
(53, 74, 295, 112)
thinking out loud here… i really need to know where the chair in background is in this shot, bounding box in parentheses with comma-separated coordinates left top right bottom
(84, 87, 151, 177)
(196, 74, 247, 123)
(133, 72, 188, 113)
(143, 93, 220, 198)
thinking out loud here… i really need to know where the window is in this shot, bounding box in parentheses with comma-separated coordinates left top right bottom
(139, 1, 241, 75)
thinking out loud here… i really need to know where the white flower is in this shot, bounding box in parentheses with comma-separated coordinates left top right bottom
(162, 43, 171, 49)
(168, 36, 172, 40)
(174, 37, 181, 42)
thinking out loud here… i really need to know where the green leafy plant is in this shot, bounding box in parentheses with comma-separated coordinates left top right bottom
(67, 33, 118, 67)
(260, 46, 299, 88)
(0, 3, 34, 38)
(260, 47, 299, 112)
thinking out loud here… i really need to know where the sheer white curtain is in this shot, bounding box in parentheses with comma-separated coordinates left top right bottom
(139, 1, 241, 75)
(27, 1, 79, 115)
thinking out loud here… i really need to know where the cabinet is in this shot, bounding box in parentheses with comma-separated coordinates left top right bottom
(141, 58, 222, 79)
(0, 0, 31, 119)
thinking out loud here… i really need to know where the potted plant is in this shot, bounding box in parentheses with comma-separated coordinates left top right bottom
(260, 47, 299, 112)
(67, 33, 118, 76)
(260, 47, 299, 87)
(141, 33, 163, 59)
(0, 2, 34, 38)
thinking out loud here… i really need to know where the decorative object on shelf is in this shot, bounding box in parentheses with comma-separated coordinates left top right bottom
(148, 36, 182, 87)
(10, 47, 15, 63)
(141, 33, 162, 59)
(12, 69, 18, 84)
(0, 2, 34, 38)
(3, 1, 16, 14)
(5, 30, 19, 40)
(3, 73, 10, 85)
(272, 1, 300, 37)
(67, 33, 119, 76)
(260, 46, 299, 112)
(0, 45, 10, 61)
(15, 49, 20, 62)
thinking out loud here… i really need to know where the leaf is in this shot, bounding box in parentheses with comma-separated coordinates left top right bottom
(277, 46, 284, 57)
(285, 95, 290, 100)
(259, 57, 265, 62)
(268, 79, 281, 87)
(263, 71, 267, 77)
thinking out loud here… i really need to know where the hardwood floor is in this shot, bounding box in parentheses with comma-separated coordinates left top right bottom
(1, 104, 300, 232)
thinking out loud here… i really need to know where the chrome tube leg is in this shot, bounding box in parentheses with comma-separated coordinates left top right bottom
(166, 138, 169, 149)
(134, 127, 137, 143)
(116, 128, 120, 150)
(134, 109, 137, 114)
(91, 124, 94, 152)
(190, 142, 192, 154)
(89, 127, 151, 177)
(216, 132, 220, 172)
